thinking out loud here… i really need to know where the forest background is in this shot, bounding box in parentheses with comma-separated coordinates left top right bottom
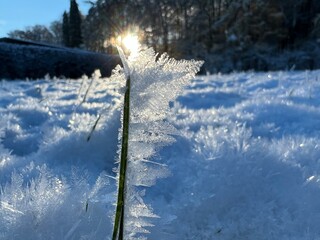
(7, 0, 320, 73)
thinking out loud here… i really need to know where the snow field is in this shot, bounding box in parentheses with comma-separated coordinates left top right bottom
(1, 70, 320, 239)
(148, 71, 320, 239)
(0, 75, 122, 239)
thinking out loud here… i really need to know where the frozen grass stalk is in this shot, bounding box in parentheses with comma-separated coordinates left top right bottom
(111, 44, 203, 239)
(112, 47, 131, 240)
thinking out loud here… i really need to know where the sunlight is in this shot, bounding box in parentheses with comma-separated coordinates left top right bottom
(121, 33, 140, 57)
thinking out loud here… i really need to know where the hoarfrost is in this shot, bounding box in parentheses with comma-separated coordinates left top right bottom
(0, 165, 112, 240)
(114, 47, 203, 238)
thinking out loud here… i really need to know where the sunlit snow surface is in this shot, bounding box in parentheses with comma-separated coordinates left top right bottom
(1, 70, 320, 239)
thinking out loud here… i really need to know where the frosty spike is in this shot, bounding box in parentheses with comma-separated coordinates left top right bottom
(111, 46, 203, 239)
(112, 46, 131, 240)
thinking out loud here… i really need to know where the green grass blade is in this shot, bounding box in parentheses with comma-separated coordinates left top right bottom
(112, 75, 131, 240)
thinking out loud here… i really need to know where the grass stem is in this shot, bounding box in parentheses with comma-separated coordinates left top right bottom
(112, 75, 131, 240)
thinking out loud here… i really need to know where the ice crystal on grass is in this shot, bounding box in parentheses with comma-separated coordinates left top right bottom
(0, 165, 113, 240)
(114, 47, 203, 238)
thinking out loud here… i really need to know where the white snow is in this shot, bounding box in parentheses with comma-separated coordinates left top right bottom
(1, 69, 320, 239)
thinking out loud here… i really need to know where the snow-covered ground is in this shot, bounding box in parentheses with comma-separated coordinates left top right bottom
(1, 69, 320, 239)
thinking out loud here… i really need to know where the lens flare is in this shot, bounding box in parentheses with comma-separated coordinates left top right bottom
(122, 33, 140, 57)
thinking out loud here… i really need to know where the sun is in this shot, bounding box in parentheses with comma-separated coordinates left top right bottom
(121, 33, 140, 57)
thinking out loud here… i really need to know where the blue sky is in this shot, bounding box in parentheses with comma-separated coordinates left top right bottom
(0, 0, 92, 37)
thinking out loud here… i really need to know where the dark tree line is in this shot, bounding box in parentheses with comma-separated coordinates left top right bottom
(7, 0, 320, 71)
(8, 23, 63, 45)
(81, 0, 320, 52)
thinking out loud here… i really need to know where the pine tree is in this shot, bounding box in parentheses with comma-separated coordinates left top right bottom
(62, 11, 70, 47)
(69, 0, 83, 48)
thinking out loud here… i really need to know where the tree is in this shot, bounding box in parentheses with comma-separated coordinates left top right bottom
(83, 0, 138, 52)
(8, 25, 54, 43)
(82, 0, 112, 52)
(50, 20, 63, 45)
(62, 11, 70, 47)
(69, 0, 83, 48)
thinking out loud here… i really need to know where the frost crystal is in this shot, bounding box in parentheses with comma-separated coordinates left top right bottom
(114, 47, 203, 238)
